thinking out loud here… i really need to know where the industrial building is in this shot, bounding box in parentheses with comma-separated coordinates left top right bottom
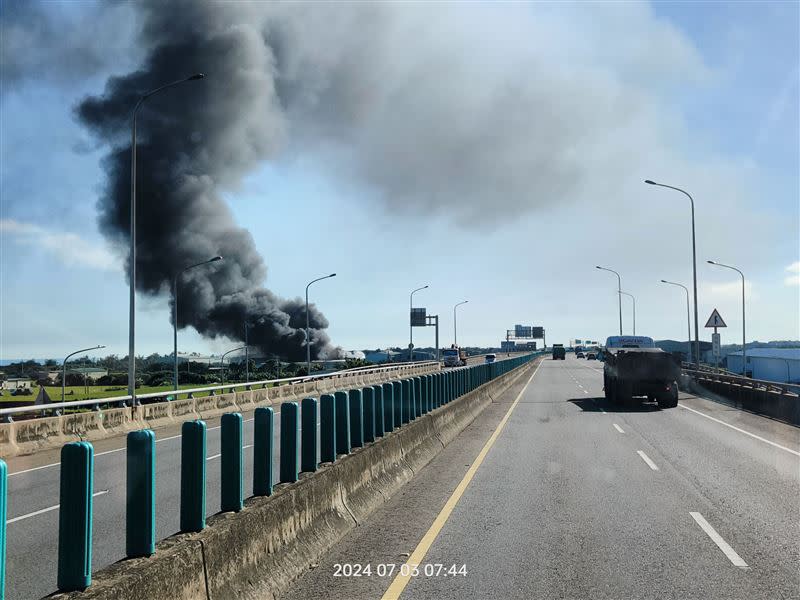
(725, 348, 800, 383)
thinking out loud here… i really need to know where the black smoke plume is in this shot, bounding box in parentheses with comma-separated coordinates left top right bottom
(77, 1, 339, 361)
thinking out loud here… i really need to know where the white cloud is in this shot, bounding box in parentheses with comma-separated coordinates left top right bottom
(1, 218, 118, 271)
(785, 261, 800, 286)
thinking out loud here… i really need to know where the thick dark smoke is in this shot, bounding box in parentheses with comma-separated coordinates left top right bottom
(73, 0, 647, 358)
(77, 1, 338, 360)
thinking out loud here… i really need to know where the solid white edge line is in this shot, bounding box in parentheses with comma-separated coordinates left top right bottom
(679, 403, 800, 457)
(7, 490, 110, 525)
(636, 450, 659, 471)
(690, 511, 749, 568)
(613, 423, 625, 433)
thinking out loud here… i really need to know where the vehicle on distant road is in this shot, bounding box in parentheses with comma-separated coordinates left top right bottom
(576, 351, 585, 358)
(603, 336, 679, 408)
(484, 353, 497, 364)
(443, 346, 467, 367)
(586, 352, 597, 360)
(552, 344, 566, 360)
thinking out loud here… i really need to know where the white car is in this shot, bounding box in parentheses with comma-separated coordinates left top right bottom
(484, 353, 497, 364)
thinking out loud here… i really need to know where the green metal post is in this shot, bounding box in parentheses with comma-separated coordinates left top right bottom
(221, 413, 243, 512)
(413, 377, 422, 417)
(392, 381, 403, 426)
(362, 387, 376, 443)
(126, 430, 155, 558)
(180, 420, 206, 532)
(253, 407, 274, 496)
(280, 402, 300, 483)
(57, 442, 93, 592)
(320, 394, 336, 463)
(373, 386, 385, 438)
(335, 391, 351, 455)
(382, 383, 395, 431)
(301, 398, 319, 472)
(401, 379, 412, 423)
(348, 389, 364, 448)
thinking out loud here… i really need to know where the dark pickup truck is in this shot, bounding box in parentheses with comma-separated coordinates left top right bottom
(603, 336, 680, 408)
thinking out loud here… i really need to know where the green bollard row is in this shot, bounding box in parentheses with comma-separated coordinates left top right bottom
(302, 398, 319, 473)
(221, 413, 243, 512)
(280, 402, 300, 483)
(126, 429, 155, 558)
(253, 407, 274, 496)
(320, 394, 336, 463)
(57, 442, 94, 592)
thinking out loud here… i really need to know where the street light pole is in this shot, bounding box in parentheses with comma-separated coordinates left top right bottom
(645, 180, 700, 367)
(62, 345, 106, 403)
(453, 300, 468, 346)
(129, 73, 205, 403)
(619, 291, 636, 335)
(708, 260, 747, 376)
(173, 256, 222, 391)
(305, 273, 337, 376)
(409, 285, 429, 361)
(661, 279, 692, 363)
(596, 266, 623, 335)
(220, 346, 247, 385)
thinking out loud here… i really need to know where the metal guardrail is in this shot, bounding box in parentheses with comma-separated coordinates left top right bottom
(0, 360, 440, 419)
(682, 367, 800, 397)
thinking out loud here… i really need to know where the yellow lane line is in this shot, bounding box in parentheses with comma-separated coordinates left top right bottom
(380, 359, 543, 600)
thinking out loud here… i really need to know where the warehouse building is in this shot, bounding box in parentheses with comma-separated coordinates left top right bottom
(725, 348, 800, 383)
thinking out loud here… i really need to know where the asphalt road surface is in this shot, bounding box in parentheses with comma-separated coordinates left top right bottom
(282, 354, 800, 600)
(3, 354, 521, 600)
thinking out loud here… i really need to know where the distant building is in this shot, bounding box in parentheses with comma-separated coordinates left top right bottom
(67, 367, 108, 381)
(654, 340, 713, 363)
(725, 348, 800, 383)
(500, 341, 516, 352)
(1, 378, 34, 390)
(364, 350, 404, 363)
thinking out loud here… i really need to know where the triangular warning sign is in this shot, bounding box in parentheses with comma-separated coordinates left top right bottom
(704, 308, 727, 328)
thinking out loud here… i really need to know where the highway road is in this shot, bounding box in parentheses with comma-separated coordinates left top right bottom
(282, 354, 800, 600)
(2, 354, 517, 600)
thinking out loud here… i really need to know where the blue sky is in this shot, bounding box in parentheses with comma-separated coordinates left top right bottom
(1, 1, 798, 361)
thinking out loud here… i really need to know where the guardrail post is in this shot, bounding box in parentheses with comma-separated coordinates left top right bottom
(180, 420, 206, 533)
(126, 430, 155, 558)
(301, 398, 318, 472)
(413, 377, 422, 417)
(253, 407, 274, 496)
(0, 459, 6, 600)
(280, 402, 300, 483)
(401, 379, 412, 423)
(424, 375, 432, 413)
(434, 373, 441, 408)
(57, 441, 94, 592)
(221, 413, 243, 512)
(392, 381, 403, 426)
(382, 383, 394, 432)
(362, 387, 376, 443)
(335, 391, 351, 455)
(348, 389, 364, 448)
(320, 394, 336, 463)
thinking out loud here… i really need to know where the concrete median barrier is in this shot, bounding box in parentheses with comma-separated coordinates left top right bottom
(50, 355, 540, 600)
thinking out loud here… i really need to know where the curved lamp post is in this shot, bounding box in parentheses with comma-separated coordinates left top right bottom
(661, 279, 692, 363)
(173, 256, 222, 391)
(618, 291, 636, 335)
(708, 260, 747, 375)
(63, 345, 106, 402)
(453, 300, 468, 346)
(409, 285, 429, 361)
(306, 273, 336, 375)
(645, 180, 699, 367)
(128, 73, 206, 403)
(596, 266, 623, 335)
(220, 346, 247, 385)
